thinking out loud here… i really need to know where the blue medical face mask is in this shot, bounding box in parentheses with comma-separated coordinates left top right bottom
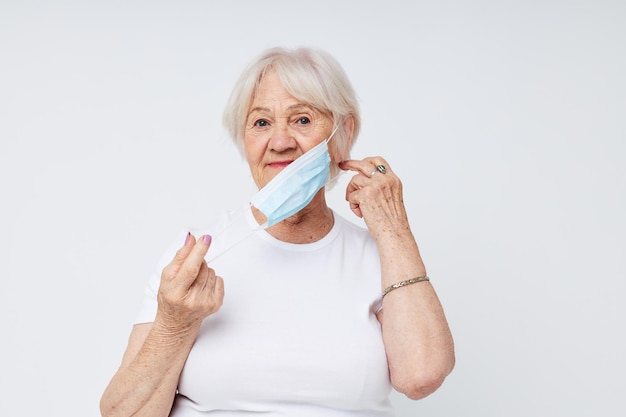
(250, 124, 340, 227)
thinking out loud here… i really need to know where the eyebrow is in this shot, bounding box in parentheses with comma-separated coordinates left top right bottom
(247, 103, 316, 117)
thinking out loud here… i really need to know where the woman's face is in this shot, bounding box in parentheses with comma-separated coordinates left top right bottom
(244, 70, 333, 190)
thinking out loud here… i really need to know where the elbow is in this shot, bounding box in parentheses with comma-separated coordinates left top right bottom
(99, 388, 125, 417)
(391, 356, 455, 400)
(99, 401, 112, 417)
(393, 374, 446, 400)
(99, 395, 116, 417)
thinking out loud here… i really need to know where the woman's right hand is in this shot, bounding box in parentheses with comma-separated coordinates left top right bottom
(155, 233, 224, 333)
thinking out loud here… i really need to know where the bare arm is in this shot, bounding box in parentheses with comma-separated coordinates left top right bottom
(100, 234, 224, 417)
(339, 158, 455, 400)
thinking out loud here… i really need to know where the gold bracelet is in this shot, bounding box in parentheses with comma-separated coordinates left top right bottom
(382, 275, 430, 298)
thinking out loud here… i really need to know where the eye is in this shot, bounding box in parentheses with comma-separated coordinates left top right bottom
(297, 117, 311, 125)
(254, 119, 269, 127)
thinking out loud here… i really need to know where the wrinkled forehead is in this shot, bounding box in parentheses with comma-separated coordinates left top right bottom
(250, 65, 332, 119)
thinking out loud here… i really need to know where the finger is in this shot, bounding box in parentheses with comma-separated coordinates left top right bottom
(198, 273, 225, 315)
(344, 176, 364, 218)
(196, 266, 223, 299)
(367, 158, 391, 178)
(175, 235, 213, 288)
(339, 159, 370, 176)
(212, 275, 225, 299)
(344, 169, 391, 218)
(345, 189, 363, 218)
(349, 201, 363, 218)
(173, 232, 194, 263)
(189, 267, 225, 314)
(210, 276, 225, 309)
(162, 232, 196, 280)
(340, 157, 391, 178)
(187, 261, 211, 294)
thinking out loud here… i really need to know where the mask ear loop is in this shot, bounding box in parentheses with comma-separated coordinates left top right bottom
(325, 122, 341, 146)
(202, 205, 258, 263)
(324, 120, 347, 187)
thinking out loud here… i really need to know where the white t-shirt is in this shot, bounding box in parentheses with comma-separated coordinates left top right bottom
(136, 206, 393, 416)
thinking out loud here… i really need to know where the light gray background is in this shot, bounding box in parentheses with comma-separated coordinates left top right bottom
(1, 1, 624, 416)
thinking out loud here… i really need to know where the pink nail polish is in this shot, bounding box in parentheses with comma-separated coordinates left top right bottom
(202, 234, 212, 244)
(185, 232, 191, 244)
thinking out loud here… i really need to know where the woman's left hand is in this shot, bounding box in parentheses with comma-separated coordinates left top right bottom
(339, 157, 410, 240)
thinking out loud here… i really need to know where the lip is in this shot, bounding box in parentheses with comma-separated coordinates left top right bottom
(267, 160, 294, 169)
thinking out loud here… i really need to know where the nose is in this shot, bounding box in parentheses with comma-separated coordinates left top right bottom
(268, 120, 297, 152)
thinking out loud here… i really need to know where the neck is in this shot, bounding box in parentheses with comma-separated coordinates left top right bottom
(252, 189, 334, 244)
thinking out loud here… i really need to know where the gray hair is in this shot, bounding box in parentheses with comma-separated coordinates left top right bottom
(222, 47, 361, 187)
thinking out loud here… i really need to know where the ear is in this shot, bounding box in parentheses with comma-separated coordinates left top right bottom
(332, 115, 355, 162)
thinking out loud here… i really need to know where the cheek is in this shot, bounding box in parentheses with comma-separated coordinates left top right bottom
(244, 151, 261, 170)
(243, 138, 264, 165)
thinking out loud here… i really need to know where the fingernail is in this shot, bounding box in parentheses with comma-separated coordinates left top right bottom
(185, 232, 191, 244)
(202, 234, 212, 244)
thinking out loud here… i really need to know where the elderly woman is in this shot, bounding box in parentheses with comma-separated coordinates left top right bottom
(100, 47, 454, 417)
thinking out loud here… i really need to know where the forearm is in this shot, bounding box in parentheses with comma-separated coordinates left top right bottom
(100, 323, 198, 417)
(377, 230, 455, 399)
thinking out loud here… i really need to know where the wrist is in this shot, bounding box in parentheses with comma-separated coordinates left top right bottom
(152, 313, 202, 344)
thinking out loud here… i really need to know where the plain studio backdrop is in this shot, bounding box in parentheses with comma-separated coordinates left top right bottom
(1, 1, 624, 416)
